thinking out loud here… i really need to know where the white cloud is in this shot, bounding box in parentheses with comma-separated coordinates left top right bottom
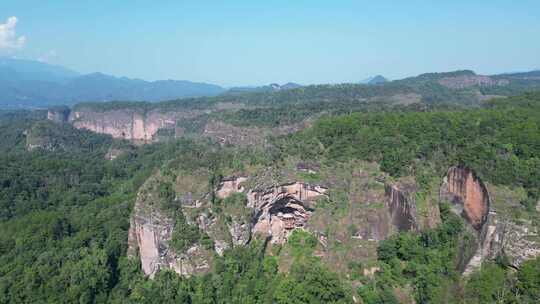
(0, 16, 26, 50)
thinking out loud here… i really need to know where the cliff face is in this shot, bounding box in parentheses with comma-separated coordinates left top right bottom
(69, 108, 194, 142)
(128, 171, 329, 277)
(247, 182, 327, 245)
(127, 175, 213, 278)
(438, 75, 509, 89)
(127, 156, 447, 279)
(47, 107, 70, 123)
(384, 183, 418, 232)
(440, 167, 490, 230)
(441, 166, 540, 273)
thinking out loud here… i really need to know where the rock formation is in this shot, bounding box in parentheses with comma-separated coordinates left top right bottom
(248, 182, 327, 244)
(69, 107, 195, 142)
(127, 177, 212, 278)
(216, 176, 248, 199)
(441, 166, 540, 274)
(47, 106, 71, 123)
(440, 166, 493, 273)
(129, 173, 329, 277)
(219, 180, 328, 245)
(440, 167, 490, 230)
(384, 183, 418, 232)
(438, 75, 509, 89)
(128, 164, 538, 280)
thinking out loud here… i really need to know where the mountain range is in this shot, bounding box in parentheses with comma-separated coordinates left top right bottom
(1, 57, 540, 109)
(0, 58, 225, 108)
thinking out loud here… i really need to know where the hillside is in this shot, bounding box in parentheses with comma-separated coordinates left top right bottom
(58, 68, 540, 145)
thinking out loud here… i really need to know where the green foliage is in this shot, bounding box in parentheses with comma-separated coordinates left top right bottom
(463, 262, 509, 303)
(274, 261, 351, 304)
(287, 229, 318, 258)
(364, 203, 464, 303)
(277, 93, 540, 200)
(515, 256, 540, 303)
(170, 212, 204, 253)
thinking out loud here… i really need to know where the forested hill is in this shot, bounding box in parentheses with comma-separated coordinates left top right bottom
(63, 69, 540, 146)
(73, 69, 540, 114)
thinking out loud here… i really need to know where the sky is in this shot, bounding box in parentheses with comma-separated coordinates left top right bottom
(0, 0, 539, 86)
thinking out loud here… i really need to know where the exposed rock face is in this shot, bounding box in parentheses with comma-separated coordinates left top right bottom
(216, 176, 247, 199)
(47, 106, 71, 123)
(440, 167, 492, 274)
(384, 184, 418, 232)
(129, 174, 329, 277)
(245, 182, 327, 245)
(127, 177, 212, 278)
(438, 75, 509, 89)
(441, 166, 540, 274)
(440, 167, 490, 230)
(203, 120, 309, 146)
(69, 108, 195, 142)
(127, 212, 211, 278)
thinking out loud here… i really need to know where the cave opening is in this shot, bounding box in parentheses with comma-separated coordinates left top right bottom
(268, 196, 312, 230)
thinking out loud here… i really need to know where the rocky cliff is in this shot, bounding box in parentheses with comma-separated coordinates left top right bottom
(438, 75, 509, 89)
(441, 166, 540, 273)
(440, 166, 490, 230)
(47, 106, 71, 123)
(127, 170, 330, 277)
(127, 160, 437, 278)
(69, 107, 194, 143)
(127, 175, 213, 278)
(384, 183, 418, 232)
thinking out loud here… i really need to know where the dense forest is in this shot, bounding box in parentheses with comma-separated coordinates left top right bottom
(1, 92, 539, 303)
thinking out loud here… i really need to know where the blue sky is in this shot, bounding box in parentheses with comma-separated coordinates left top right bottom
(0, 1, 539, 86)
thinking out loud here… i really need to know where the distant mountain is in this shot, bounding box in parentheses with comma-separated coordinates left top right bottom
(362, 75, 388, 85)
(226, 82, 302, 94)
(0, 58, 225, 109)
(0, 57, 79, 83)
(63, 73, 225, 103)
(498, 70, 540, 78)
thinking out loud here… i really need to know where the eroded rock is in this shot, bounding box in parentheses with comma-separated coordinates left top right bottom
(384, 183, 418, 232)
(69, 108, 196, 143)
(127, 177, 212, 278)
(440, 167, 490, 230)
(47, 106, 71, 123)
(216, 176, 247, 199)
(441, 166, 540, 274)
(249, 182, 327, 244)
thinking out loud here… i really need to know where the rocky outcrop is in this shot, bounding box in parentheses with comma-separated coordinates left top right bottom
(127, 177, 212, 278)
(127, 213, 212, 278)
(440, 167, 492, 274)
(226, 181, 328, 245)
(441, 166, 540, 274)
(440, 167, 490, 230)
(438, 75, 509, 89)
(129, 174, 329, 277)
(384, 184, 418, 232)
(47, 106, 71, 123)
(69, 108, 197, 142)
(203, 120, 310, 146)
(216, 176, 247, 199)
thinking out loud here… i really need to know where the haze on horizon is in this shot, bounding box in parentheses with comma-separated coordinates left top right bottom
(0, 0, 539, 87)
